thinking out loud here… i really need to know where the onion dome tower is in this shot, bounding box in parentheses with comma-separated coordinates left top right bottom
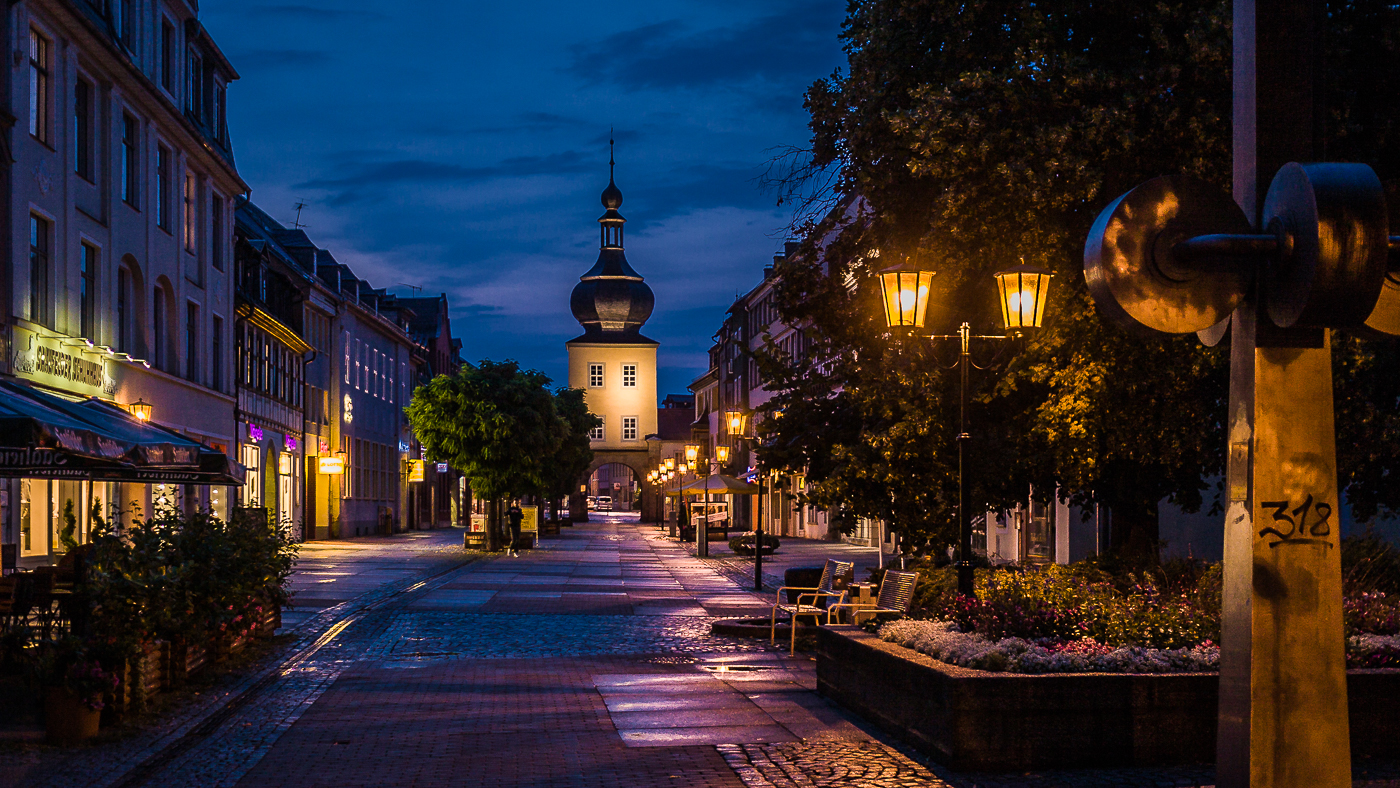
(569, 141, 656, 342)
(565, 137, 659, 521)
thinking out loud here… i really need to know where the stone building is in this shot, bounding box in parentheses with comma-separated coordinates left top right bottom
(1, 0, 244, 564)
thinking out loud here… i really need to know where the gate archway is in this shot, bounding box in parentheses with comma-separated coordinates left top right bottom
(571, 450, 655, 522)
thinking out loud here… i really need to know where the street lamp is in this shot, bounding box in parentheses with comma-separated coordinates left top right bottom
(664, 457, 675, 472)
(685, 444, 699, 464)
(993, 263, 1053, 330)
(714, 444, 730, 465)
(126, 398, 153, 422)
(879, 261, 1053, 597)
(725, 410, 747, 436)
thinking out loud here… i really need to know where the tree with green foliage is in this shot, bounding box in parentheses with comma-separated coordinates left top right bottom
(544, 387, 600, 523)
(760, 0, 1400, 558)
(405, 359, 565, 551)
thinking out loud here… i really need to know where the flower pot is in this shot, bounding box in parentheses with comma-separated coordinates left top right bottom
(45, 687, 100, 745)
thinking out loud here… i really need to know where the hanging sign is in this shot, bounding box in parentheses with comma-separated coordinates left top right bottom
(407, 460, 425, 482)
(317, 456, 345, 475)
(436, 462, 448, 473)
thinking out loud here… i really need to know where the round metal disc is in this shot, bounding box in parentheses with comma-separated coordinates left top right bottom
(1084, 175, 1251, 335)
(1363, 272, 1400, 336)
(1262, 163, 1389, 328)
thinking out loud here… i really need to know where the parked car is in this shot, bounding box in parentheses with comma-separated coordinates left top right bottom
(595, 496, 612, 511)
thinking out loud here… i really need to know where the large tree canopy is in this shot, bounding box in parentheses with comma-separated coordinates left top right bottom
(405, 359, 563, 503)
(759, 0, 1400, 555)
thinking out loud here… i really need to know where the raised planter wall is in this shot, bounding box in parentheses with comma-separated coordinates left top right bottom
(816, 625, 1400, 771)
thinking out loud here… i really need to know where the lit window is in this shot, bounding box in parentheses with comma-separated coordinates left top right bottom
(622, 364, 636, 388)
(588, 363, 604, 388)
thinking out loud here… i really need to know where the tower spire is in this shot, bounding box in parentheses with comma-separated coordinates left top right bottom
(609, 128, 615, 181)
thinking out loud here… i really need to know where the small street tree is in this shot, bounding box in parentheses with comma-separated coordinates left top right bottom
(543, 387, 600, 524)
(406, 359, 562, 551)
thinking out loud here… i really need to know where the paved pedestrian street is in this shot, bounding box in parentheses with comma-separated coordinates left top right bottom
(11, 518, 1397, 788)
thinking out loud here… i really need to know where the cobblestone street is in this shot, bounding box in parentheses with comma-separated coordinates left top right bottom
(9, 518, 1395, 787)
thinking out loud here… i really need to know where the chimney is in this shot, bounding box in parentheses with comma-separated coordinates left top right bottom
(763, 266, 775, 280)
(784, 240, 801, 258)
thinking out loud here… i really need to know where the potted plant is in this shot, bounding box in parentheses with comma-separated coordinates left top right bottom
(38, 639, 118, 744)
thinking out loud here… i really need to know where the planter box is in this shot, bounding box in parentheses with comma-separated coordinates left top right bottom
(167, 638, 206, 683)
(816, 625, 1400, 771)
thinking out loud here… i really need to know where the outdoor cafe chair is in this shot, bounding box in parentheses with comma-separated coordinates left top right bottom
(770, 559, 854, 655)
(1, 573, 35, 635)
(826, 569, 920, 626)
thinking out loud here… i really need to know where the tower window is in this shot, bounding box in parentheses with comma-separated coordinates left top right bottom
(622, 416, 638, 441)
(589, 417, 604, 442)
(588, 363, 604, 388)
(622, 364, 636, 388)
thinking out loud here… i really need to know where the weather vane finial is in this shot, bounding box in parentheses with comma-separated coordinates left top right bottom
(609, 128, 615, 178)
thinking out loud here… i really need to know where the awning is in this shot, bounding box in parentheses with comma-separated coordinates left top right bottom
(0, 380, 243, 484)
(678, 474, 759, 495)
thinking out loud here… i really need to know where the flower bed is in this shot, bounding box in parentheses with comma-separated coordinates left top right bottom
(879, 619, 1219, 674)
(895, 539, 1400, 669)
(816, 624, 1400, 770)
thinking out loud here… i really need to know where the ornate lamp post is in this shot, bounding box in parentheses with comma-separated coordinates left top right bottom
(878, 260, 1053, 597)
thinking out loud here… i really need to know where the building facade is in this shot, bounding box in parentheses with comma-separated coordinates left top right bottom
(2, 0, 244, 565)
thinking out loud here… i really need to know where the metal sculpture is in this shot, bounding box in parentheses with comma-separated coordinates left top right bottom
(1084, 161, 1399, 787)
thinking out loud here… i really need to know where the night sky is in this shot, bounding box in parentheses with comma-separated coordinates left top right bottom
(200, 1, 847, 397)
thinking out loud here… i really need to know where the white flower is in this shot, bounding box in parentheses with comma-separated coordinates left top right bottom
(878, 620, 1219, 674)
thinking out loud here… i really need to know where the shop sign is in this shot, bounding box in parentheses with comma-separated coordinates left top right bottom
(11, 326, 118, 397)
(284, 435, 298, 451)
(398, 440, 411, 453)
(436, 462, 448, 473)
(521, 506, 539, 533)
(342, 394, 354, 423)
(317, 456, 345, 475)
(249, 424, 264, 442)
(407, 460, 425, 482)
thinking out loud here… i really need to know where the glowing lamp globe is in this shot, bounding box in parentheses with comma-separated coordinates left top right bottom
(715, 445, 731, 464)
(878, 263, 935, 329)
(993, 264, 1053, 330)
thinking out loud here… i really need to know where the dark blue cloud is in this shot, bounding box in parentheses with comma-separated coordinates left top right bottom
(570, 2, 844, 90)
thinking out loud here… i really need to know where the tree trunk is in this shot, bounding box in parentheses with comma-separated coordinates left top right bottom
(1106, 494, 1160, 563)
(486, 497, 502, 552)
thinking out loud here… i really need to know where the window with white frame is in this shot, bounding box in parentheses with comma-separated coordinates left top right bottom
(622, 364, 637, 388)
(621, 416, 638, 441)
(588, 363, 604, 388)
(589, 417, 604, 441)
